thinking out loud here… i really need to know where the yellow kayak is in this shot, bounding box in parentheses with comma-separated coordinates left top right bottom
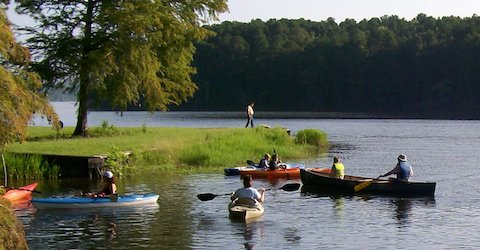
(228, 198, 264, 221)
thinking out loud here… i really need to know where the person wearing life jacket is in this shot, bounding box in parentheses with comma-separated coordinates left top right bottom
(379, 154, 414, 182)
(331, 156, 345, 179)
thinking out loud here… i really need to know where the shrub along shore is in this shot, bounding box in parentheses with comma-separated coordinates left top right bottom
(5, 125, 329, 178)
(0, 189, 29, 250)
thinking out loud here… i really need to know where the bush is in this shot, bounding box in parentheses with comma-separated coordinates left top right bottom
(0, 198, 28, 250)
(295, 129, 329, 147)
(103, 146, 134, 177)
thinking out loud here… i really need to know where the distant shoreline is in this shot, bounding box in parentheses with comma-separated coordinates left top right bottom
(49, 101, 480, 120)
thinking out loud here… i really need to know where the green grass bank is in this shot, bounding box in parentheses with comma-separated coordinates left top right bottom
(6, 125, 329, 176)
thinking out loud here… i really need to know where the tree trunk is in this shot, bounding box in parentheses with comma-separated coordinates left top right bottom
(73, 0, 95, 136)
(73, 81, 88, 136)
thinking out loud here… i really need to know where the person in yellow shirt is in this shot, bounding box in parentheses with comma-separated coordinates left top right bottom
(331, 156, 345, 179)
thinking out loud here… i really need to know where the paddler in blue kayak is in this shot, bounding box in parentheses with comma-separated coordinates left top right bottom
(84, 170, 117, 197)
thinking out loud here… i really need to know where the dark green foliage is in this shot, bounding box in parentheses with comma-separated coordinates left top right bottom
(185, 15, 480, 118)
(103, 146, 134, 178)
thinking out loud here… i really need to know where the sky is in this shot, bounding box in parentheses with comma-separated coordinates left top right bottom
(217, 0, 480, 23)
(6, 0, 480, 27)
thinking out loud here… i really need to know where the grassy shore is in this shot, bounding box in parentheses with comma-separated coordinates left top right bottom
(6, 125, 329, 176)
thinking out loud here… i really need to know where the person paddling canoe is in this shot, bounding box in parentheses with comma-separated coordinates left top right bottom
(378, 154, 414, 182)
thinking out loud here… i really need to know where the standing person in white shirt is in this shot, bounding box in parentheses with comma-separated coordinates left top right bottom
(245, 102, 254, 128)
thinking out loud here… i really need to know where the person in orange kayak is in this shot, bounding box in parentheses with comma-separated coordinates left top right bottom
(230, 175, 265, 205)
(258, 153, 271, 169)
(378, 154, 414, 182)
(268, 154, 283, 170)
(331, 156, 345, 179)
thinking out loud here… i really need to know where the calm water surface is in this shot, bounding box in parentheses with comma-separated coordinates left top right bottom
(16, 102, 480, 249)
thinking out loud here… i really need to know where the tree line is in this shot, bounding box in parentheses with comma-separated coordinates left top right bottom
(177, 14, 480, 118)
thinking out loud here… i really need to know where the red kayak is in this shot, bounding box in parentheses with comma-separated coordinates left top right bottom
(240, 168, 331, 179)
(2, 182, 38, 202)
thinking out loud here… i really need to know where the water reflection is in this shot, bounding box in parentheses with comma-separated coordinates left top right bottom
(18, 203, 159, 249)
(390, 198, 436, 225)
(301, 186, 437, 227)
(231, 220, 266, 250)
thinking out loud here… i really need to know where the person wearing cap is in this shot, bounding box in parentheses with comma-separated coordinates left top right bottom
(83, 170, 117, 198)
(97, 170, 117, 196)
(378, 154, 414, 182)
(258, 153, 271, 169)
(230, 175, 265, 205)
(331, 156, 345, 179)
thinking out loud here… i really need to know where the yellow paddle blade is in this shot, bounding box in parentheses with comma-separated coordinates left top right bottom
(354, 181, 372, 192)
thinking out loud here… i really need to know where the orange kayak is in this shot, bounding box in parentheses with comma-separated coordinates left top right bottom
(2, 182, 38, 202)
(240, 168, 331, 179)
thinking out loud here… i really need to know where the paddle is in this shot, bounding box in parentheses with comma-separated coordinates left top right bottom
(197, 183, 301, 201)
(272, 149, 291, 180)
(353, 176, 381, 192)
(4, 187, 42, 194)
(80, 192, 118, 202)
(247, 160, 258, 167)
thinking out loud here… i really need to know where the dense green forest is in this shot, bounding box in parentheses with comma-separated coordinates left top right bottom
(172, 14, 480, 118)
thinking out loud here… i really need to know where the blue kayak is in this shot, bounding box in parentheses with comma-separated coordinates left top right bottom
(31, 194, 159, 210)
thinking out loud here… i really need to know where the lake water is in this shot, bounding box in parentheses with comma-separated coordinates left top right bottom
(16, 102, 480, 249)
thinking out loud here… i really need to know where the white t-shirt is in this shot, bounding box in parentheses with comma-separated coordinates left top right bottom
(247, 105, 254, 116)
(233, 187, 261, 201)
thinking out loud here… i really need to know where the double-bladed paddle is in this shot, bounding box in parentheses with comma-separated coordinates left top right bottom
(197, 183, 301, 201)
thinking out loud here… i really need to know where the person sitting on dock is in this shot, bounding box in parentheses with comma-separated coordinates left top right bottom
(258, 153, 271, 169)
(378, 154, 414, 182)
(331, 156, 345, 179)
(231, 175, 265, 205)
